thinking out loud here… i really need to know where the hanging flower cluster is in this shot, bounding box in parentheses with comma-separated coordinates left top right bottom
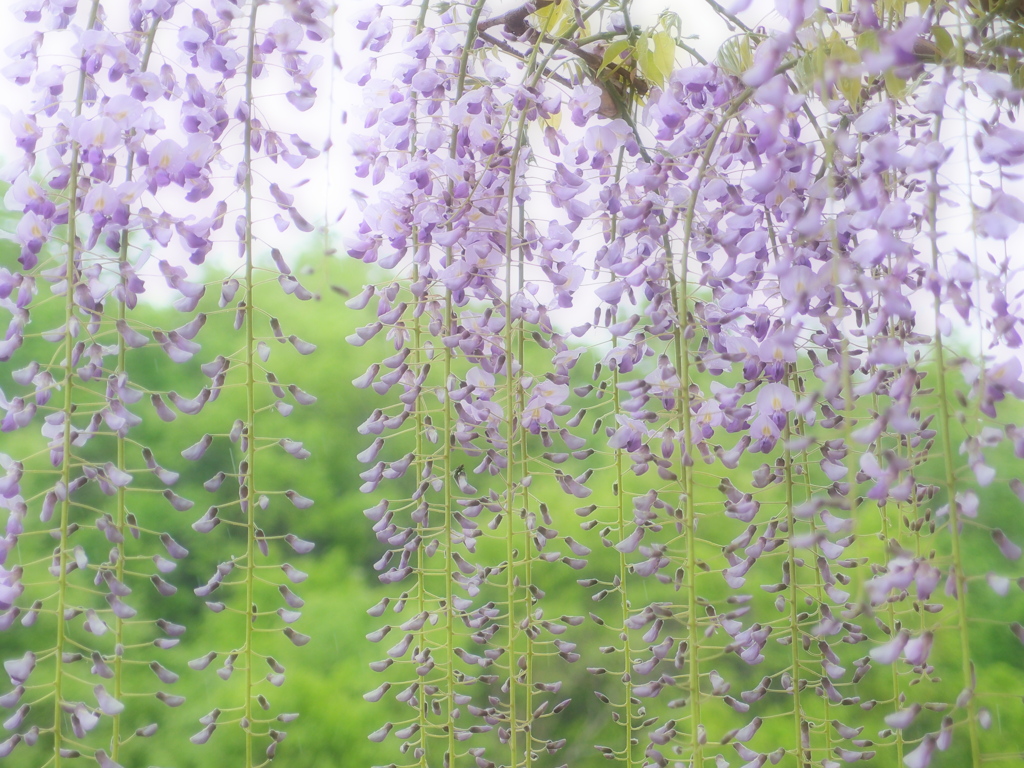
(0, 0, 329, 764)
(2, 0, 1023, 765)
(351, 2, 1024, 768)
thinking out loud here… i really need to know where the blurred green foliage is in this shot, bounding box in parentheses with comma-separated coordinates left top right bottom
(0, 231, 1021, 767)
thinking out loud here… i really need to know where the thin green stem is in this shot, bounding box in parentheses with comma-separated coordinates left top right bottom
(607, 145, 635, 768)
(442, 5, 486, 764)
(670, 208, 702, 766)
(498, 16, 553, 763)
(111, 20, 159, 762)
(410, 2, 432, 762)
(867, 325, 907, 764)
(927, 172, 982, 768)
(764, 207, 813, 765)
(515, 203, 534, 768)
(54, 3, 101, 764)
(783, 368, 807, 768)
(793, 391, 832, 761)
(672, 86, 753, 765)
(242, 1, 260, 765)
(612, 369, 635, 767)
(503, 183, 521, 768)
(441, 303, 456, 768)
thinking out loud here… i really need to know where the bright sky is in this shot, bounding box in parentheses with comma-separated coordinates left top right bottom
(0, 0, 753, 249)
(0, 0, 1001, 361)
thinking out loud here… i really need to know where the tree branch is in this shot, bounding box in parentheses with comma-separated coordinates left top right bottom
(478, 0, 553, 33)
(478, 30, 573, 88)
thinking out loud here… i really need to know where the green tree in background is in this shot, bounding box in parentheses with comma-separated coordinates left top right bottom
(0, 2, 1023, 768)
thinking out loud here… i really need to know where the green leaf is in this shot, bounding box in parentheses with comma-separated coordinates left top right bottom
(638, 30, 671, 89)
(828, 34, 862, 111)
(932, 25, 954, 59)
(633, 33, 650, 80)
(855, 30, 878, 53)
(717, 35, 755, 78)
(1014, 67, 1024, 93)
(830, 34, 861, 64)
(599, 40, 631, 75)
(531, 0, 572, 35)
(884, 69, 909, 101)
(651, 31, 676, 88)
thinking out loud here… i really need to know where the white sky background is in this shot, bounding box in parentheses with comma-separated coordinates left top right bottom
(0, 0, 1008, 364)
(0, 0, 756, 272)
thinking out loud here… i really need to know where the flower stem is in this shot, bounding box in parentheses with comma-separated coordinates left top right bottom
(673, 87, 751, 765)
(443, 5, 485, 764)
(410, 3, 432, 763)
(111, 19, 159, 762)
(54, 3, 101, 764)
(783, 368, 807, 768)
(926, 112, 982, 768)
(608, 145, 636, 768)
(242, 0, 260, 764)
(670, 208, 702, 765)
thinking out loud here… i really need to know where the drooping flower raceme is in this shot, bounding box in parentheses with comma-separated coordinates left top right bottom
(350, 3, 1024, 768)
(0, 0, 329, 765)
(1, 0, 1023, 766)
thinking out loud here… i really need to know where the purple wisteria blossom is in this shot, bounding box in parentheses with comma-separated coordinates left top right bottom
(349, 2, 1024, 768)
(0, 0, 328, 764)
